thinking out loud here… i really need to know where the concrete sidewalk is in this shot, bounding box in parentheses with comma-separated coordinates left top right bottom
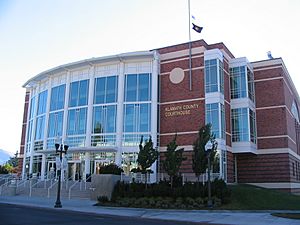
(0, 195, 299, 225)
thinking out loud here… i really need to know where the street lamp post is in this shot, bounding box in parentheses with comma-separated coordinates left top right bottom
(205, 140, 213, 208)
(54, 143, 68, 208)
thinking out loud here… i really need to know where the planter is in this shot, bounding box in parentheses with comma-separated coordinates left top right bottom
(91, 174, 120, 200)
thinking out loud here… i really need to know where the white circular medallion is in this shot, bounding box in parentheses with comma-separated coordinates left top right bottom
(169, 67, 184, 84)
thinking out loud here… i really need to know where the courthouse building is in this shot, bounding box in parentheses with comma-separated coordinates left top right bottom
(18, 39, 300, 192)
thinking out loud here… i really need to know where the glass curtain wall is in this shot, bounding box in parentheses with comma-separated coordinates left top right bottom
(123, 73, 151, 146)
(92, 75, 118, 146)
(34, 90, 47, 151)
(66, 80, 89, 147)
(47, 84, 65, 149)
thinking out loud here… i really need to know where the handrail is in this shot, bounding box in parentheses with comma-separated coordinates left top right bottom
(68, 180, 80, 200)
(47, 180, 58, 198)
(84, 175, 92, 190)
(29, 179, 45, 197)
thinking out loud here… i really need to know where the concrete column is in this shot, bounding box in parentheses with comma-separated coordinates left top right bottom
(116, 62, 125, 166)
(43, 77, 52, 150)
(85, 66, 95, 147)
(40, 154, 46, 180)
(62, 71, 71, 143)
(85, 152, 91, 178)
(150, 51, 159, 183)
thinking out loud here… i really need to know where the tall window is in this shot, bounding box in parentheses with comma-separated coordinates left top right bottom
(205, 103, 225, 139)
(249, 109, 256, 143)
(247, 68, 255, 102)
(123, 103, 151, 133)
(230, 66, 255, 102)
(205, 59, 224, 94)
(231, 108, 256, 143)
(35, 116, 45, 140)
(94, 76, 118, 104)
(124, 73, 151, 102)
(50, 84, 65, 111)
(48, 111, 64, 137)
(93, 105, 116, 134)
(67, 108, 87, 135)
(37, 90, 48, 115)
(292, 101, 300, 123)
(69, 80, 89, 107)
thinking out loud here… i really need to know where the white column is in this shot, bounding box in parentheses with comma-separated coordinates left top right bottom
(22, 92, 32, 179)
(62, 71, 71, 143)
(40, 154, 46, 180)
(150, 52, 159, 183)
(43, 77, 52, 150)
(116, 62, 125, 166)
(85, 66, 95, 147)
(84, 152, 91, 178)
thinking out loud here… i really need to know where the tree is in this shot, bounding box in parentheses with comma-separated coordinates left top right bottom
(6, 151, 18, 168)
(192, 123, 217, 181)
(162, 134, 186, 188)
(137, 136, 158, 185)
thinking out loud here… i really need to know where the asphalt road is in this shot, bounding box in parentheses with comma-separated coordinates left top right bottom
(0, 203, 211, 225)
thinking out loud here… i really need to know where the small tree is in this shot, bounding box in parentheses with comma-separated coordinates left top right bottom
(162, 134, 186, 188)
(137, 136, 158, 185)
(192, 123, 217, 181)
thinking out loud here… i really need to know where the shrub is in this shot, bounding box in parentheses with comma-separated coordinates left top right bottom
(99, 164, 123, 175)
(97, 195, 109, 203)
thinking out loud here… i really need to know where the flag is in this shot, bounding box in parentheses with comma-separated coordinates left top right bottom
(192, 23, 203, 33)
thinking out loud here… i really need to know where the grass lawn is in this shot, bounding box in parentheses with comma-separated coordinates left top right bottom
(220, 184, 300, 210)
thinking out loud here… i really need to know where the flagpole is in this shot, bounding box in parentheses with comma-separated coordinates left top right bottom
(188, 0, 192, 90)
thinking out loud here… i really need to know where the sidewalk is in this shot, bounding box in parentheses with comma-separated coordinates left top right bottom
(0, 195, 299, 225)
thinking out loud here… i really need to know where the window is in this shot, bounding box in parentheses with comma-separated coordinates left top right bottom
(230, 66, 247, 99)
(29, 96, 36, 119)
(205, 103, 225, 139)
(124, 73, 151, 102)
(123, 103, 151, 133)
(247, 68, 255, 102)
(232, 108, 257, 143)
(67, 108, 87, 135)
(94, 76, 118, 104)
(37, 90, 48, 115)
(69, 80, 89, 107)
(232, 108, 249, 142)
(230, 66, 255, 102)
(205, 59, 224, 94)
(249, 109, 257, 143)
(92, 105, 117, 134)
(50, 84, 65, 111)
(48, 111, 64, 137)
(291, 101, 300, 123)
(35, 115, 45, 140)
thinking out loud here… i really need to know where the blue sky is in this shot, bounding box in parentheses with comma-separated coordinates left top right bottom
(0, 0, 299, 154)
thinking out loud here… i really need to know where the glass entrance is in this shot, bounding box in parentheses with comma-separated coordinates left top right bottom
(67, 162, 82, 180)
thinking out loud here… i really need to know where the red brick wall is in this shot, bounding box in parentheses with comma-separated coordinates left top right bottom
(227, 151, 234, 183)
(17, 91, 30, 176)
(237, 153, 290, 183)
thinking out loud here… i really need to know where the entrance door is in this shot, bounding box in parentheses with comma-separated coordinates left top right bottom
(47, 161, 56, 179)
(67, 162, 82, 180)
(94, 160, 110, 174)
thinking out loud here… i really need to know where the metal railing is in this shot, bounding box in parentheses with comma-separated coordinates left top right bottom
(29, 179, 45, 197)
(47, 180, 58, 198)
(68, 180, 80, 200)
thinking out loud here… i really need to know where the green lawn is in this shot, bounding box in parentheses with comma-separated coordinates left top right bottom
(220, 184, 300, 210)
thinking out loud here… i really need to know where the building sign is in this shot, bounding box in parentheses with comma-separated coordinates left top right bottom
(164, 103, 199, 117)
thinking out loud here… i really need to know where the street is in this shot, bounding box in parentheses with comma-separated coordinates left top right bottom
(0, 203, 210, 225)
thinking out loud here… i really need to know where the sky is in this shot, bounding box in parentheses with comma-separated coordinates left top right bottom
(0, 0, 299, 154)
